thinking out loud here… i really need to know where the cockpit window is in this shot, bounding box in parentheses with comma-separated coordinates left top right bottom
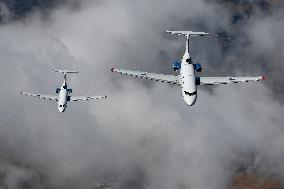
(184, 91, 197, 96)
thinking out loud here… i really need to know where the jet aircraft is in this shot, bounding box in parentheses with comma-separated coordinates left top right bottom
(111, 30, 266, 106)
(21, 70, 107, 112)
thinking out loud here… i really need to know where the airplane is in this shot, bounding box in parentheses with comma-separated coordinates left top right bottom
(20, 70, 107, 112)
(111, 30, 266, 106)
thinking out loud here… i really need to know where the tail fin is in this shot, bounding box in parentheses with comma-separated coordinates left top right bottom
(52, 69, 78, 74)
(166, 30, 210, 37)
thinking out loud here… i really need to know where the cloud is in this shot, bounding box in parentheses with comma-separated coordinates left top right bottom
(0, 0, 283, 188)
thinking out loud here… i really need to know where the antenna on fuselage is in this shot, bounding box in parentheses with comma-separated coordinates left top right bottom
(166, 30, 210, 53)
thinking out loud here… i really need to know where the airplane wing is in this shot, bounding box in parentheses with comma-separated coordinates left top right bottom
(69, 95, 107, 102)
(111, 68, 180, 85)
(20, 92, 58, 101)
(197, 76, 266, 85)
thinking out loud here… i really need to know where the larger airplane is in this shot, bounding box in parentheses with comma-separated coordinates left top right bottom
(21, 70, 107, 112)
(111, 30, 266, 106)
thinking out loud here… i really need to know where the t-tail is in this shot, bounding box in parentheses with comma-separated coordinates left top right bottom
(166, 30, 210, 53)
(52, 69, 78, 83)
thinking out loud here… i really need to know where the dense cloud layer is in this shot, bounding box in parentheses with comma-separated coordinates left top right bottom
(0, 0, 283, 189)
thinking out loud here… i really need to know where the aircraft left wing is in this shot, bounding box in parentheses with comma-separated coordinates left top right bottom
(197, 76, 266, 85)
(20, 92, 58, 101)
(111, 68, 180, 85)
(69, 95, 107, 102)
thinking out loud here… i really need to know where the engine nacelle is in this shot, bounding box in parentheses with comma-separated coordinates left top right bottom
(56, 88, 60, 93)
(172, 60, 181, 71)
(193, 63, 202, 72)
(68, 89, 73, 93)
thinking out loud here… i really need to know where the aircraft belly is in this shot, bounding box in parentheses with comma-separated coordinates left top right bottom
(181, 79, 197, 106)
(181, 64, 197, 106)
(58, 90, 67, 112)
(59, 90, 67, 104)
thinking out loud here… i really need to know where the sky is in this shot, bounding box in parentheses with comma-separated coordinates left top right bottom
(0, 0, 283, 189)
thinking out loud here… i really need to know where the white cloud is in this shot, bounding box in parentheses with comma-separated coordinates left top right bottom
(0, 1, 283, 188)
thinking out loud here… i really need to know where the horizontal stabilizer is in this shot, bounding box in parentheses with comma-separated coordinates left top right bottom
(52, 69, 78, 74)
(166, 30, 210, 37)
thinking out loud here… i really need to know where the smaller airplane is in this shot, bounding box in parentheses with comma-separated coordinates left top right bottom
(21, 70, 107, 112)
(111, 30, 266, 106)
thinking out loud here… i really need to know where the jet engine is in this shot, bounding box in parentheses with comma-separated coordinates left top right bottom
(172, 59, 181, 71)
(56, 88, 60, 93)
(193, 63, 202, 72)
(68, 89, 73, 93)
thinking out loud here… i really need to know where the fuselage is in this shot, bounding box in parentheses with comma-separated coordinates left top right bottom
(180, 52, 197, 106)
(57, 82, 68, 112)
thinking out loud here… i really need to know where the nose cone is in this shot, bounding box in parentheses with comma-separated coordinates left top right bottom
(58, 106, 66, 113)
(183, 95, 197, 106)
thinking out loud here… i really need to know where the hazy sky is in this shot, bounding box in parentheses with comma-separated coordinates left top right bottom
(0, 0, 283, 189)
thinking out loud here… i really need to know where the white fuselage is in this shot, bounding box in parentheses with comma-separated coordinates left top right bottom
(180, 52, 197, 106)
(58, 82, 68, 112)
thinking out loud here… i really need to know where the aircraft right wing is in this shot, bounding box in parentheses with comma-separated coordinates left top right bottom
(197, 76, 266, 85)
(111, 68, 180, 85)
(69, 95, 107, 102)
(20, 92, 58, 101)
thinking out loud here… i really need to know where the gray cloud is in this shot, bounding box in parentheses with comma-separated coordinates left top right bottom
(0, 0, 283, 188)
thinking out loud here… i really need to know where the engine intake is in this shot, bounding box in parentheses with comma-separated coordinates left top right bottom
(194, 63, 202, 72)
(172, 59, 181, 71)
(56, 88, 60, 93)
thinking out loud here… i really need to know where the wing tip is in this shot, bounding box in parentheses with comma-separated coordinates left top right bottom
(262, 75, 267, 80)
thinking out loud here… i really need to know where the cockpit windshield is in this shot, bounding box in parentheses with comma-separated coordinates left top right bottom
(184, 91, 197, 96)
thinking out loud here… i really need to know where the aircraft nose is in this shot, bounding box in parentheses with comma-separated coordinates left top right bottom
(58, 106, 65, 113)
(183, 95, 197, 106)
